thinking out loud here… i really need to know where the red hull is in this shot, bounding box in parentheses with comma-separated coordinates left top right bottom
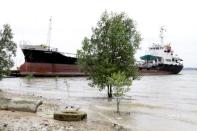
(139, 69, 172, 75)
(20, 62, 84, 76)
(12, 63, 181, 77)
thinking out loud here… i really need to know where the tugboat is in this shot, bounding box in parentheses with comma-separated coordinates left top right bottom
(138, 27, 183, 75)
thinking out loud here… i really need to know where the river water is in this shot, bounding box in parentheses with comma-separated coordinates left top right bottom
(0, 70, 197, 131)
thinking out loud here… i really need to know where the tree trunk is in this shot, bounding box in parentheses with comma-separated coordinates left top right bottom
(116, 97, 120, 114)
(107, 86, 110, 97)
(107, 85, 112, 98)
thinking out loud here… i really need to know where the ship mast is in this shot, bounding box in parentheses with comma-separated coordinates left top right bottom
(47, 17, 52, 49)
(160, 26, 166, 45)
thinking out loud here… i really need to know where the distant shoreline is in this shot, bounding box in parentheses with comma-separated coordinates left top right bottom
(183, 68, 197, 70)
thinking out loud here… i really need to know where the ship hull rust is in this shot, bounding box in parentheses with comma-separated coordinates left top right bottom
(19, 62, 85, 77)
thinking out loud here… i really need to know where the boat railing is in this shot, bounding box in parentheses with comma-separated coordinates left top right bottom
(50, 47, 58, 52)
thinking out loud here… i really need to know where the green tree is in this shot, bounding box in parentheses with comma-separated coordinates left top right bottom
(77, 11, 141, 98)
(0, 24, 17, 79)
(108, 71, 132, 113)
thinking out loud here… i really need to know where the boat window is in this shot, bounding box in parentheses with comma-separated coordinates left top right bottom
(166, 59, 171, 62)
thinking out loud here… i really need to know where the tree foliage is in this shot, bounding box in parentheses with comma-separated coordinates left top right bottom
(0, 24, 17, 78)
(77, 11, 141, 98)
(107, 71, 132, 113)
(108, 71, 132, 97)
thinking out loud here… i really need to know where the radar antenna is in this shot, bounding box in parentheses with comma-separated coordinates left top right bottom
(47, 17, 52, 49)
(160, 26, 166, 44)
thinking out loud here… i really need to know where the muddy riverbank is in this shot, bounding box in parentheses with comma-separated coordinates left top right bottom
(0, 90, 131, 131)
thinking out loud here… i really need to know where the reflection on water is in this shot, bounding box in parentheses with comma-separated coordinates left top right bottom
(1, 70, 197, 131)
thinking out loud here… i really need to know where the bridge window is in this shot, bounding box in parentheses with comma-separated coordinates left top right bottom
(166, 59, 171, 62)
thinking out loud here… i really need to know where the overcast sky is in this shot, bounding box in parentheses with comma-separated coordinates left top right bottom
(0, 0, 197, 68)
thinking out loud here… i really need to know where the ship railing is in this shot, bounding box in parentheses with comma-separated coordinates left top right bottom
(50, 47, 58, 52)
(171, 60, 183, 66)
(142, 62, 164, 68)
(140, 63, 155, 68)
(177, 62, 183, 66)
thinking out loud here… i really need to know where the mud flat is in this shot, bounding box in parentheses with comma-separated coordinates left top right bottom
(0, 90, 130, 131)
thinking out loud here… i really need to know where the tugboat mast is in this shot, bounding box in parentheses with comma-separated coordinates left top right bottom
(160, 26, 166, 45)
(47, 17, 52, 49)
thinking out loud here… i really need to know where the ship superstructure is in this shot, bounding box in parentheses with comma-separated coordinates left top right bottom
(139, 27, 183, 75)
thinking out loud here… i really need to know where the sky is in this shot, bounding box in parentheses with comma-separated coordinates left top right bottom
(0, 0, 197, 68)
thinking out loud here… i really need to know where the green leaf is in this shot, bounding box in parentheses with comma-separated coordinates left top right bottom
(0, 24, 17, 79)
(77, 11, 141, 98)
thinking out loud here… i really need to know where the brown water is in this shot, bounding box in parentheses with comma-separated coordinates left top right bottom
(0, 70, 197, 131)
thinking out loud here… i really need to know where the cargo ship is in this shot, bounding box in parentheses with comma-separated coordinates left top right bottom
(138, 27, 183, 75)
(14, 25, 183, 76)
(17, 17, 83, 77)
(19, 44, 83, 76)
(17, 42, 183, 77)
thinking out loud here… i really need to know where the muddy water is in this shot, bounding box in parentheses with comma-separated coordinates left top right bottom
(127, 70, 197, 131)
(1, 70, 197, 131)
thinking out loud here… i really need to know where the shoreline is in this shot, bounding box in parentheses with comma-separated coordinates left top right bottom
(0, 89, 130, 131)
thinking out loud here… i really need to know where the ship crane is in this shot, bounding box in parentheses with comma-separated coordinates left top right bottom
(47, 17, 52, 50)
(160, 26, 166, 45)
